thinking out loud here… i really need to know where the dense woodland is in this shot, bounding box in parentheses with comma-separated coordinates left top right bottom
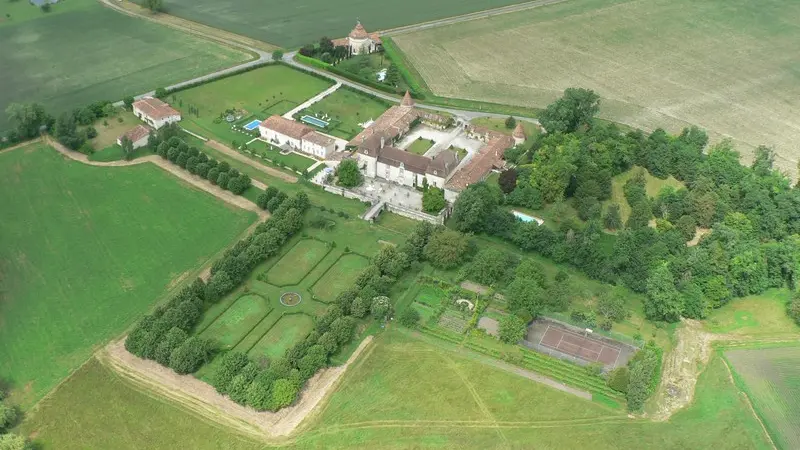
(452, 88, 800, 327)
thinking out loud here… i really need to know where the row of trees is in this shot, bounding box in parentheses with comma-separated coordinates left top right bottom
(453, 88, 800, 325)
(125, 193, 310, 374)
(151, 127, 252, 195)
(212, 223, 429, 411)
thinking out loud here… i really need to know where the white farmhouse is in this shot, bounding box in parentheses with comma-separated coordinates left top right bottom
(259, 115, 337, 159)
(132, 97, 181, 129)
(116, 124, 151, 149)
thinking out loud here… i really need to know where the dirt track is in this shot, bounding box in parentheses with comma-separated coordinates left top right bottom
(100, 336, 373, 440)
(45, 137, 268, 218)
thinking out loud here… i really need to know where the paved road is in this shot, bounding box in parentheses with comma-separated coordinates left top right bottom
(282, 53, 540, 126)
(381, 0, 569, 37)
(100, 0, 538, 126)
(99, 0, 273, 107)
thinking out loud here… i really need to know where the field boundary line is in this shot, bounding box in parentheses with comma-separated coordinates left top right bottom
(98, 335, 374, 440)
(42, 137, 268, 217)
(441, 353, 509, 445)
(205, 139, 299, 183)
(381, 0, 570, 37)
(720, 355, 779, 450)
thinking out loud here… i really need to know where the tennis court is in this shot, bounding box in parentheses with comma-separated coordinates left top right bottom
(243, 119, 261, 131)
(524, 318, 637, 369)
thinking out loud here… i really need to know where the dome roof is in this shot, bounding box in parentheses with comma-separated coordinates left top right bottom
(349, 21, 369, 39)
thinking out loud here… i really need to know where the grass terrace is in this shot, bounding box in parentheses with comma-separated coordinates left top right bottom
(170, 65, 333, 146)
(298, 87, 390, 140)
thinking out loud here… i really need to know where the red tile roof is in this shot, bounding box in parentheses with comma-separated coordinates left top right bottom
(349, 21, 369, 39)
(446, 136, 514, 192)
(132, 97, 180, 121)
(259, 115, 313, 140)
(119, 124, 151, 143)
(401, 91, 414, 107)
(513, 122, 525, 139)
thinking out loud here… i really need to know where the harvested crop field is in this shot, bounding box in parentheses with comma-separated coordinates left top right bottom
(725, 346, 800, 450)
(394, 0, 800, 174)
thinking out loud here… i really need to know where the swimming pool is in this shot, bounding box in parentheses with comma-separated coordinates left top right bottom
(243, 119, 261, 131)
(512, 210, 544, 225)
(301, 115, 329, 128)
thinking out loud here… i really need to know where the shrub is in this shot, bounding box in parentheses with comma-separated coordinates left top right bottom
(0, 402, 18, 432)
(498, 315, 526, 344)
(371, 296, 391, 320)
(607, 366, 630, 393)
(169, 337, 211, 374)
(788, 296, 800, 326)
(398, 308, 420, 327)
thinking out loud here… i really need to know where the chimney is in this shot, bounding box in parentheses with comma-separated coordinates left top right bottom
(380, 136, 385, 149)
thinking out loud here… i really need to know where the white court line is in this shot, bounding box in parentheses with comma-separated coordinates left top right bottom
(537, 325, 551, 347)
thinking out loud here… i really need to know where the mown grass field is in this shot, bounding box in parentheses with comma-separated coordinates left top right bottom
(300, 88, 390, 140)
(264, 239, 330, 286)
(706, 289, 800, 339)
(405, 138, 434, 155)
(291, 331, 770, 449)
(200, 294, 273, 349)
(0, 0, 250, 131)
(311, 253, 371, 303)
(248, 313, 315, 360)
(0, 144, 256, 408)
(607, 167, 684, 221)
(394, 0, 800, 174)
(171, 64, 332, 145)
(725, 345, 800, 450)
(148, 0, 530, 49)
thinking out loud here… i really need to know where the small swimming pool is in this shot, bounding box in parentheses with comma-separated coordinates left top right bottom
(301, 115, 329, 128)
(243, 119, 261, 131)
(512, 210, 544, 225)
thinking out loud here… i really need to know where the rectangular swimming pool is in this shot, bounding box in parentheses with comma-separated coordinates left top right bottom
(300, 115, 329, 128)
(243, 119, 261, 131)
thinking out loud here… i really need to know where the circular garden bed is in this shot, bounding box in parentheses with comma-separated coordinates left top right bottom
(280, 291, 302, 307)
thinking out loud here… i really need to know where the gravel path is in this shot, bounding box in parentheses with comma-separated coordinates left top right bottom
(46, 137, 267, 218)
(100, 336, 374, 439)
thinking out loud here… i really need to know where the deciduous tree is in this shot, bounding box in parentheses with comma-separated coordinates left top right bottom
(336, 159, 363, 187)
(423, 228, 472, 269)
(498, 315, 526, 344)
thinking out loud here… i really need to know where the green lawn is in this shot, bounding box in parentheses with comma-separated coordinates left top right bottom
(146, 0, 531, 48)
(470, 117, 541, 141)
(200, 294, 273, 349)
(0, 0, 250, 131)
(20, 359, 264, 450)
(248, 313, 315, 361)
(247, 140, 317, 172)
(405, 137, 434, 155)
(299, 87, 390, 140)
(311, 253, 371, 302)
(171, 64, 333, 146)
(606, 167, 685, 221)
(291, 331, 771, 449)
(705, 289, 800, 339)
(725, 345, 800, 450)
(0, 144, 256, 408)
(265, 239, 331, 286)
